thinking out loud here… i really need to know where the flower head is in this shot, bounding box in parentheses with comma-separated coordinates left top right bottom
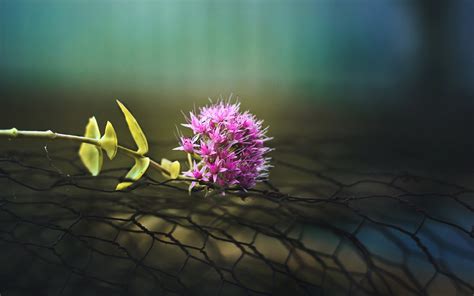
(177, 100, 272, 190)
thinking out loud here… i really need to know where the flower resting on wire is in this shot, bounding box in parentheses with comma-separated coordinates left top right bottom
(0, 99, 273, 194)
(175, 100, 272, 192)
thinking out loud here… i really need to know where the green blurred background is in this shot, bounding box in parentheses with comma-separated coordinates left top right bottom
(2, 0, 473, 100)
(1, 0, 474, 168)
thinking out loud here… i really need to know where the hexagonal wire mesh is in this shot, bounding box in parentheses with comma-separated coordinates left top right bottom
(0, 138, 473, 296)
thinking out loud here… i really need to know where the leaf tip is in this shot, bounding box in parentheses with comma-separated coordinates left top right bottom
(116, 181, 132, 191)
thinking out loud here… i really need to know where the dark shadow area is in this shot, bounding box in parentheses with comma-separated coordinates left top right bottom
(0, 132, 473, 295)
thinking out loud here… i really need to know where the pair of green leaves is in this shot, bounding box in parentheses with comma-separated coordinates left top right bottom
(78, 100, 152, 191)
(114, 100, 150, 191)
(78, 117, 117, 176)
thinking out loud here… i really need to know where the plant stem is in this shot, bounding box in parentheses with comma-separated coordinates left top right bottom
(0, 128, 99, 144)
(0, 128, 180, 178)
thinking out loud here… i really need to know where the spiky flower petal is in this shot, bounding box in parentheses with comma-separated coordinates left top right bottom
(177, 100, 272, 190)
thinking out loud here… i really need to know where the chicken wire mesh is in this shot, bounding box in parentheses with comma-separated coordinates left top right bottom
(0, 138, 473, 296)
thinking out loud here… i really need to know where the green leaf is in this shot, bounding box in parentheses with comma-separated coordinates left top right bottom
(116, 100, 148, 155)
(116, 157, 150, 191)
(160, 158, 181, 179)
(100, 121, 118, 160)
(78, 116, 103, 176)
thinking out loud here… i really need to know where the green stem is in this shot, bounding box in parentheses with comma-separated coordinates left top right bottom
(0, 128, 98, 144)
(0, 128, 183, 178)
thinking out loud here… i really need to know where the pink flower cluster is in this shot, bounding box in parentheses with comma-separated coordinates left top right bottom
(175, 101, 272, 189)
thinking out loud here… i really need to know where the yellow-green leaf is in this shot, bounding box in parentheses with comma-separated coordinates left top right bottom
(78, 117, 103, 176)
(161, 158, 181, 179)
(116, 157, 150, 190)
(100, 121, 118, 160)
(116, 100, 148, 155)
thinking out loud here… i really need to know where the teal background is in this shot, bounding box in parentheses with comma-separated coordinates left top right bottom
(1, 0, 474, 166)
(2, 0, 472, 102)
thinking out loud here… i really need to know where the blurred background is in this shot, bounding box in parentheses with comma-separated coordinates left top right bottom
(1, 0, 474, 99)
(1, 0, 474, 171)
